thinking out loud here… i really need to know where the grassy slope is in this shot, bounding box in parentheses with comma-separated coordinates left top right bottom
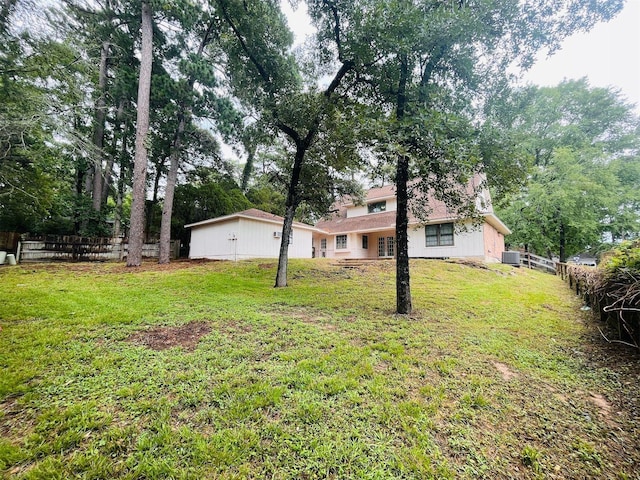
(0, 259, 638, 479)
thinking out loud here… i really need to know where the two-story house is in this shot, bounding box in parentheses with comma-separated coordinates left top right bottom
(312, 183, 510, 263)
(186, 183, 511, 263)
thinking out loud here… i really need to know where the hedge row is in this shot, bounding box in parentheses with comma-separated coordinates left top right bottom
(559, 240, 640, 348)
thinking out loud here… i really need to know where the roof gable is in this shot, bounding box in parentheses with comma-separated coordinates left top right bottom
(185, 208, 317, 231)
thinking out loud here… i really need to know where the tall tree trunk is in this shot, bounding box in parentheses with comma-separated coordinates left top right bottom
(275, 147, 304, 287)
(113, 109, 129, 238)
(127, 0, 153, 267)
(101, 99, 125, 208)
(241, 144, 255, 191)
(146, 161, 163, 241)
(158, 114, 184, 264)
(559, 221, 566, 263)
(395, 54, 412, 314)
(92, 41, 109, 212)
(114, 166, 125, 238)
(157, 21, 214, 263)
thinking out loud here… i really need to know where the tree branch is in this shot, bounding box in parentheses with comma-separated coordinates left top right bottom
(216, 0, 271, 84)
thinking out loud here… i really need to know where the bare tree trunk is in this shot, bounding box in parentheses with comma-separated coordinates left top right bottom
(395, 54, 412, 314)
(127, 0, 153, 267)
(158, 115, 184, 264)
(113, 108, 129, 238)
(145, 161, 163, 242)
(275, 204, 296, 287)
(275, 148, 304, 287)
(92, 41, 109, 212)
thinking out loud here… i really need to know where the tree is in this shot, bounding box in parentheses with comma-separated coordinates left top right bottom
(127, 0, 153, 267)
(354, 0, 624, 313)
(0, 2, 85, 234)
(216, 0, 365, 287)
(157, 1, 241, 264)
(495, 80, 640, 260)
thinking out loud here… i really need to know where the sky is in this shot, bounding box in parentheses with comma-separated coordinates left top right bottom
(284, 1, 640, 112)
(523, 1, 640, 111)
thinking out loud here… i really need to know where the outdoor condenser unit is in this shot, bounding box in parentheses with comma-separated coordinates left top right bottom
(502, 251, 521, 266)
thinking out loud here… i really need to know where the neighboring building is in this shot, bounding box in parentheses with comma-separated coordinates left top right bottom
(185, 209, 317, 260)
(313, 183, 511, 263)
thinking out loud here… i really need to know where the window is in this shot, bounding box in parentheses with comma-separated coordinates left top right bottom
(425, 223, 454, 247)
(378, 237, 395, 257)
(362, 235, 368, 249)
(336, 235, 347, 249)
(320, 238, 327, 250)
(367, 201, 386, 213)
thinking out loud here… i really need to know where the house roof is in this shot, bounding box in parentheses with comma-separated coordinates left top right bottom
(341, 184, 396, 206)
(184, 208, 318, 231)
(316, 209, 511, 235)
(317, 177, 512, 236)
(316, 210, 397, 234)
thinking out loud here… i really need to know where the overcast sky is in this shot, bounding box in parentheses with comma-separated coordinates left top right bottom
(523, 1, 640, 111)
(284, 1, 640, 112)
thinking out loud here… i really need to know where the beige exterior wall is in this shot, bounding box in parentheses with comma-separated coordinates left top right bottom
(313, 230, 396, 259)
(189, 218, 313, 260)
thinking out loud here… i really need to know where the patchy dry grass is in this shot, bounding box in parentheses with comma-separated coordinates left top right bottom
(1, 258, 639, 479)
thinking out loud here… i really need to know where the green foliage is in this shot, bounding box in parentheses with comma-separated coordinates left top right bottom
(171, 169, 252, 253)
(496, 80, 640, 260)
(602, 240, 640, 273)
(521, 445, 542, 473)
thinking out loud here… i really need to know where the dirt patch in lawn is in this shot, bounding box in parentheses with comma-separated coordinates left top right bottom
(492, 361, 519, 380)
(125, 321, 211, 351)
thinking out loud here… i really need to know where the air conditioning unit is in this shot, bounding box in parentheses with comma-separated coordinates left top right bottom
(273, 231, 282, 238)
(502, 251, 521, 266)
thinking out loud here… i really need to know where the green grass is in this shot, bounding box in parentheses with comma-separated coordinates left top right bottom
(1, 259, 638, 479)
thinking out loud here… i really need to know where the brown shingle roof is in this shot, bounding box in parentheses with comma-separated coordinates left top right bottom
(316, 210, 397, 234)
(315, 202, 458, 234)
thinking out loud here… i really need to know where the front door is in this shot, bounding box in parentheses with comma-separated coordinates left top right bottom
(378, 236, 395, 257)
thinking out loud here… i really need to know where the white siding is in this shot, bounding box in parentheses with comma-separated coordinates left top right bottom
(189, 219, 242, 260)
(408, 222, 485, 259)
(189, 218, 313, 260)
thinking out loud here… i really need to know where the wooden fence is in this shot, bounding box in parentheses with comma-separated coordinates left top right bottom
(17, 235, 179, 263)
(521, 252, 557, 274)
(0, 232, 21, 252)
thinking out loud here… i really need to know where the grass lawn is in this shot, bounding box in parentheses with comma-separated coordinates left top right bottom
(1, 258, 639, 479)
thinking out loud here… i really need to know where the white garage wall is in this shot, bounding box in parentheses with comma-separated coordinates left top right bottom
(237, 218, 313, 259)
(189, 219, 242, 260)
(189, 217, 314, 260)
